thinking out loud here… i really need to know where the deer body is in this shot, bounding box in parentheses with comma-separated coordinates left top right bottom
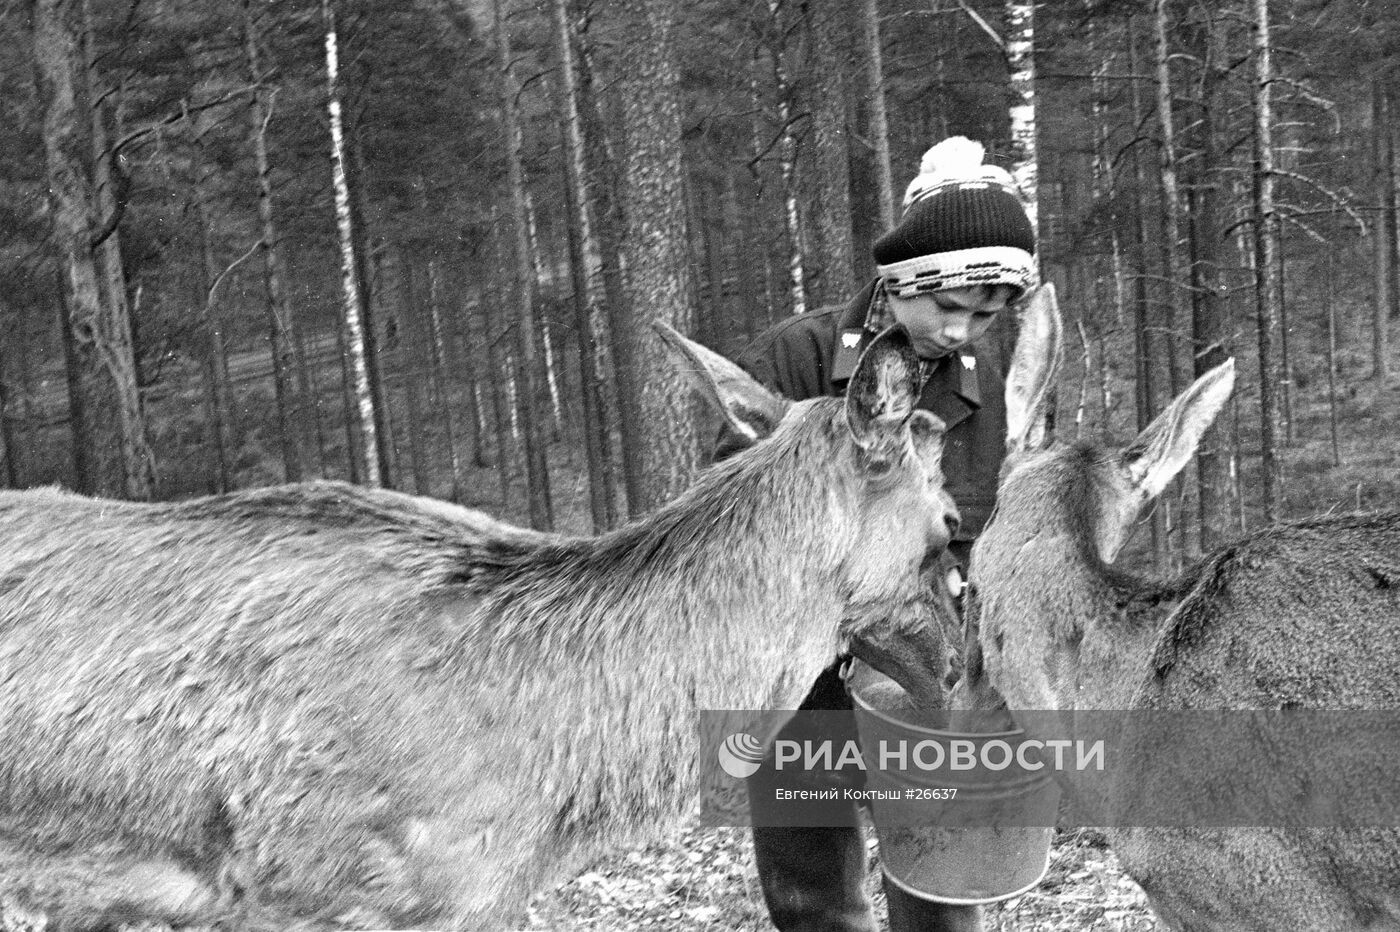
(0, 327, 957, 931)
(967, 286, 1400, 931)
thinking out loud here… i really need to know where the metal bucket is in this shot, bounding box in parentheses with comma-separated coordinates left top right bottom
(847, 663, 1059, 905)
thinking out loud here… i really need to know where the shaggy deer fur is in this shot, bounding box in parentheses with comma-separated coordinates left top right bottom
(0, 325, 957, 932)
(964, 286, 1400, 931)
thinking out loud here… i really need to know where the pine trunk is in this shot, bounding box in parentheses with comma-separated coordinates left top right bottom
(856, 0, 894, 230)
(0, 321, 18, 487)
(242, 0, 309, 483)
(398, 259, 432, 496)
(1375, 82, 1392, 382)
(492, 0, 554, 530)
(192, 184, 234, 493)
(1251, 0, 1282, 521)
(551, 0, 618, 530)
(424, 258, 468, 501)
(34, 0, 153, 500)
(764, 0, 806, 314)
(1190, 12, 1230, 552)
(1126, 13, 1168, 570)
(1151, 0, 1185, 398)
(802, 0, 856, 308)
(614, 0, 697, 513)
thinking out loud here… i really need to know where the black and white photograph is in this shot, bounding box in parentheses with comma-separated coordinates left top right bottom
(0, 0, 1398, 928)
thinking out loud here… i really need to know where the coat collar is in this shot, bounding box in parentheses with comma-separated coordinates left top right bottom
(830, 279, 983, 429)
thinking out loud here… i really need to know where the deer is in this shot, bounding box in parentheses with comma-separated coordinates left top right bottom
(0, 323, 959, 932)
(960, 285, 1400, 931)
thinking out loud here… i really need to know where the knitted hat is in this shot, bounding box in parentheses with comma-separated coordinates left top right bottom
(873, 137, 1036, 300)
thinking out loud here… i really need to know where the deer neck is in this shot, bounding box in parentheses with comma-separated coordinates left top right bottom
(984, 534, 1163, 713)
(594, 470, 850, 713)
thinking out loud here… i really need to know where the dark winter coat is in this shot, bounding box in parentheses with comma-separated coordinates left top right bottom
(724, 279, 1008, 544)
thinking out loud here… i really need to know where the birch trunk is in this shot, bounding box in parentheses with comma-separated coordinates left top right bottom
(1251, 0, 1282, 521)
(524, 192, 565, 439)
(1005, 0, 1038, 233)
(34, 0, 153, 500)
(492, 0, 554, 528)
(332, 307, 361, 484)
(323, 0, 383, 487)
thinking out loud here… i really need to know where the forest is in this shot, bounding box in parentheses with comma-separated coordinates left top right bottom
(2, 0, 1399, 573)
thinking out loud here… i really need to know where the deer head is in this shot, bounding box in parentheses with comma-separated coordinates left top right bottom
(963, 285, 1236, 711)
(654, 322, 959, 707)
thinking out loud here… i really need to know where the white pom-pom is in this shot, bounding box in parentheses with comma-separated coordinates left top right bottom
(919, 136, 985, 177)
(903, 136, 1016, 208)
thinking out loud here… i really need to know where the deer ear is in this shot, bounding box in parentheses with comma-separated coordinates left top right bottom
(652, 321, 789, 444)
(1005, 283, 1063, 453)
(1122, 359, 1235, 500)
(845, 325, 922, 450)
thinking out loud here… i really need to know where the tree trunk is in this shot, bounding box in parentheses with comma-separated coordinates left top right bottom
(523, 193, 565, 442)
(348, 121, 396, 486)
(764, 0, 807, 315)
(1325, 245, 1341, 467)
(492, 0, 554, 530)
(573, 8, 636, 510)
(1251, 0, 1282, 521)
(455, 271, 492, 471)
(192, 181, 234, 493)
(424, 258, 468, 501)
(34, 0, 153, 500)
(551, 0, 618, 530)
(856, 0, 894, 230)
(398, 258, 432, 495)
(323, 0, 384, 487)
(1374, 81, 1392, 382)
(1005, 0, 1038, 231)
(242, 0, 310, 483)
(1151, 0, 1185, 398)
(1279, 247, 1293, 444)
(1126, 13, 1167, 570)
(481, 224, 514, 510)
(0, 317, 19, 487)
(332, 310, 361, 484)
(614, 0, 697, 513)
(82, 5, 151, 498)
(1189, 12, 1230, 552)
(801, 0, 856, 308)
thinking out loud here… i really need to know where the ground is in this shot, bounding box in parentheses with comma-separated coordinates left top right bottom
(0, 820, 1162, 932)
(525, 820, 1164, 932)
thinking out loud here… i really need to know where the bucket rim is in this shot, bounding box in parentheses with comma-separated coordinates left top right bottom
(850, 689, 1027, 740)
(879, 840, 1052, 906)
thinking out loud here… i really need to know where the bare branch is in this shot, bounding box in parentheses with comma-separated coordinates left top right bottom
(943, 0, 1005, 53)
(1271, 167, 1366, 232)
(206, 240, 263, 315)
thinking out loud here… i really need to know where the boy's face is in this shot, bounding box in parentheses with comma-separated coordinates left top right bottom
(886, 284, 1016, 359)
